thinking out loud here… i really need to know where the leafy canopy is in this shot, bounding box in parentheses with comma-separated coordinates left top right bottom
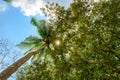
(17, 0, 120, 80)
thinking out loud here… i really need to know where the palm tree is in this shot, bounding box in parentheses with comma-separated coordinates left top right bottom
(0, 18, 51, 80)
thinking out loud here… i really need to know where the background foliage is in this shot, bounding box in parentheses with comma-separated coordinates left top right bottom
(16, 0, 120, 80)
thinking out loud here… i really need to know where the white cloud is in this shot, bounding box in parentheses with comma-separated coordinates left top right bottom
(11, 0, 73, 16)
(12, 0, 45, 16)
(0, 1, 7, 12)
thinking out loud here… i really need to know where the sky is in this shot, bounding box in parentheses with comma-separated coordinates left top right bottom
(0, 0, 73, 80)
(0, 0, 73, 45)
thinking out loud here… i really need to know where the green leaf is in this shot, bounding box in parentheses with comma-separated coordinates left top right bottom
(31, 18, 48, 39)
(31, 18, 39, 27)
(17, 36, 42, 49)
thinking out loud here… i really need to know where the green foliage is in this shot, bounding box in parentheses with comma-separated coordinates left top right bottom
(17, 18, 51, 60)
(31, 18, 50, 40)
(18, 18, 51, 52)
(17, 36, 42, 49)
(16, 0, 120, 80)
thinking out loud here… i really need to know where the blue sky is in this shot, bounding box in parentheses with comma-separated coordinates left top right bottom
(0, 0, 73, 45)
(0, 1, 42, 45)
(0, 0, 73, 79)
(0, 3, 33, 45)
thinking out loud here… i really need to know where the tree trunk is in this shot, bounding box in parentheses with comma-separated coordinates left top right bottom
(0, 43, 46, 80)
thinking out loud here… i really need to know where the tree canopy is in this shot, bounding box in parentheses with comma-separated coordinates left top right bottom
(16, 0, 120, 80)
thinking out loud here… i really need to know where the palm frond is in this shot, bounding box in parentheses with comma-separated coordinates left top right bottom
(31, 47, 47, 62)
(31, 18, 39, 27)
(31, 18, 50, 40)
(17, 36, 42, 49)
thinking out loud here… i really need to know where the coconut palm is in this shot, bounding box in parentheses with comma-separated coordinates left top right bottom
(0, 18, 51, 80)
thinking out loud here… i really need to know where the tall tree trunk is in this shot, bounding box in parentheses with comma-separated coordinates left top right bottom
(0, 43, 46, 80)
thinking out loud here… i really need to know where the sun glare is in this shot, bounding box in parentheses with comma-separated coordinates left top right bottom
(55, 40, 61, 46)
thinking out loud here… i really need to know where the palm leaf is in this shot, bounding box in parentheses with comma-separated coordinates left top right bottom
(31, 18, 50, 40)
(17, 36, 42, 49)
(31, 18, 39, 27)
(31, 47, 47, 62)
(31, 18, 45, 38)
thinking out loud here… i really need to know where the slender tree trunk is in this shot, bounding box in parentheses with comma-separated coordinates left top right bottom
(0, 43, 46, 80)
